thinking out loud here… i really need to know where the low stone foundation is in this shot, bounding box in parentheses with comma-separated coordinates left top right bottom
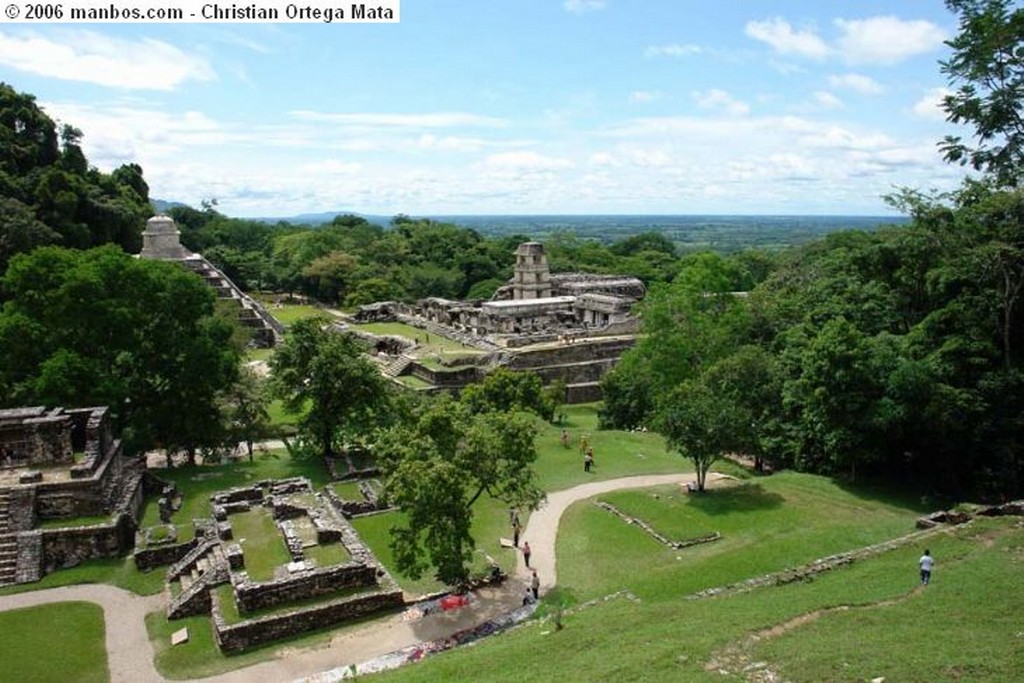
(213, 585, 405, 653)
(233, 561, 379, 613)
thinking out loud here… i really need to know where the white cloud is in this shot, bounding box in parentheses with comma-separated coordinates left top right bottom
(415, 134, 488, 152)
(644, 43, 701, 58)
(828, 73, 884, 95)
(0, 30, 215, 90)
(912, 87, 951, 120)
(563, 0, 605, 13)
(297, 159, 362, 174)
(744, 18, 829, 60)
(834, 17, 946, 65)
(692, 89, 750, 116)
(629, 90, 661, 103)
(289, 111, 507, 128)
(624, 147, 673, 168)
(814, 91, 844, 109)
(481, 151, 573, 171)
(588, 152, 618, 166)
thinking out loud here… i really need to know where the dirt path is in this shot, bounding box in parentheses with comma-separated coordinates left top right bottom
(0, 471, 700, 683)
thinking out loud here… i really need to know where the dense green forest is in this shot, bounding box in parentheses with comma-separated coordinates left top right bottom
(0, 0, 1021, 500)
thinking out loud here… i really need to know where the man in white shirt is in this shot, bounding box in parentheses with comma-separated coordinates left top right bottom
(919, 549, 934, 585)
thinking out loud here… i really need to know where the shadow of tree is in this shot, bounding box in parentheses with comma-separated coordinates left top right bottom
(686, 483, 785, 515)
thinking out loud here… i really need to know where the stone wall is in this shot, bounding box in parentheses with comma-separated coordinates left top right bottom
(39, 514, 133, 572)
(409, 364, 481, 387)
(8, 487, 36, 532)
(134, 537, 199, 572)
(14, 531, 42, 583)
(566, 382, 603, 403)
(35, 479, 108, 519)
(233, 561, 380, 613)
(506, 337, 635, 369)
(213, 585, 405, 653)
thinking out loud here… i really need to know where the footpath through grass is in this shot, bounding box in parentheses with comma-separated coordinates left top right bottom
(0, 601, 108, 682)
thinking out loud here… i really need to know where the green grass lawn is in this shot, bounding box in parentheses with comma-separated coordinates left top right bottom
(266, 304, 325, 326)
(557, 471, 924, 602)
(306, 540, 351, 567)
(330, 481, 364, 500)
(531, 403, 691, 493)
(0, 602, 107, 682)
(36, 514, 114, 529)
(231, 509, 291, 581)
(0, 555, 165, 597)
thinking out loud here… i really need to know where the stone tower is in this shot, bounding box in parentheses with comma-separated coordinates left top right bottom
(139, 214, 188, 260)
(513, 242, 551, 300)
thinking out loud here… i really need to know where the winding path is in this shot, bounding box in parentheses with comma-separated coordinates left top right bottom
(0, 472, 696, 683)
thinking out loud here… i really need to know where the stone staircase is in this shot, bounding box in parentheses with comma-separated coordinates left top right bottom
(167, 540, 230, 619)
(383, 355, 413, 378)
(182, 255, 284, 348)
(0, 488, 11, 535)
(0, 533, 17, 586)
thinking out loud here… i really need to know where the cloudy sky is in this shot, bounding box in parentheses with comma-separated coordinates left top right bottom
(0, 0, 973, 217)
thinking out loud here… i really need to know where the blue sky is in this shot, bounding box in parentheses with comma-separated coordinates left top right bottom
(0, 1, 973, 217)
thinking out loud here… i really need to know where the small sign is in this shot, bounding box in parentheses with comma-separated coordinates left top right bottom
(171, 628, 189, 646)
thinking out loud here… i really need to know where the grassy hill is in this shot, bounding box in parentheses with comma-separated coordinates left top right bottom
(371, 509, 1021, 682)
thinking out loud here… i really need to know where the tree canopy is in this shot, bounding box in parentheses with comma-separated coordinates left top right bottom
(0, 83, 151, 261)
(940, 0, 1024, 186)
(270, 317, 390, 458)
(376, 395, 544, 586)
(0, 245, 242, 455)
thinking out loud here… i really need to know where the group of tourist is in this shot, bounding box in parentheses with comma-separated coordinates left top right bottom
(561, 430, 597, 472)
(509, 509, 541, 605)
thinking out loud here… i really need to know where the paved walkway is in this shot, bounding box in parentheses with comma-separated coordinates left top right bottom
(0, 472, 699, 683)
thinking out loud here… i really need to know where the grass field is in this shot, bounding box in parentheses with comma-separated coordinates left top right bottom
(0, 602, 108, 682)
(265, 303, 326, 326)
(231, 509, 291, 581)
(557, 472, 924, 602)
(369, 518, 1023, 683)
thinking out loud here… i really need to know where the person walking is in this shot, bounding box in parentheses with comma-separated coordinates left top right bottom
(531, 569, 540, 600)
(919, 549, 934, 585)
(584, 449, 594, 472)
(512, 518, 521, 548)
(522, 540, 532, 568)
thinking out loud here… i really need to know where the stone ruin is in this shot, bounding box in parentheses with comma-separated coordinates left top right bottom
(0, 406, 145, 586)
(347, 241, 645, 402)
(137, 476, 403, 653)
(138, 214, 283, 348)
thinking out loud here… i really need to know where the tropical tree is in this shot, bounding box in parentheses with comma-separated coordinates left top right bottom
(376, 397, 544, 585)
(270, 317, 388, 458)
(221, 365, 273, 461)
(940, 0, 1024, 186)
(655, 380, 745, 492)
(0, 245, 241, 456)
(459, 367, 556, 421)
